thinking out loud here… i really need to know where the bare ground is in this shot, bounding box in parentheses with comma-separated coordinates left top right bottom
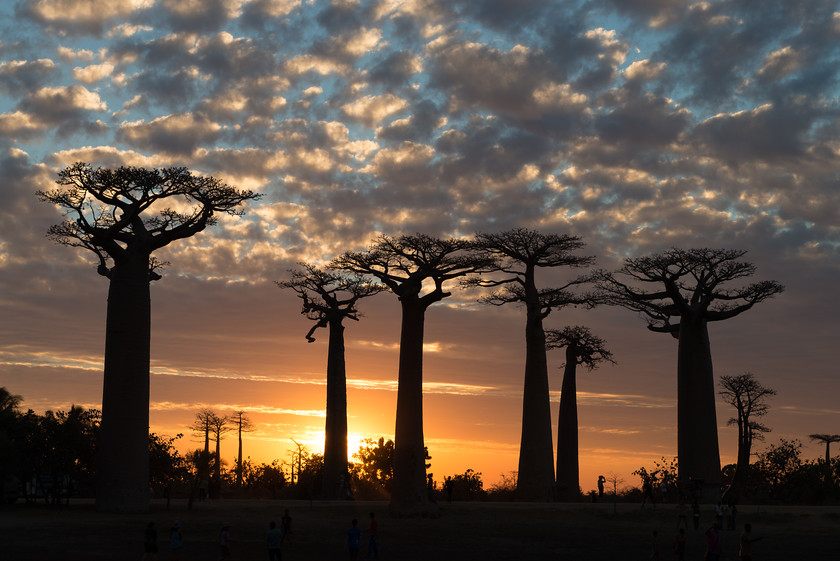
(2, 498, 838, 560)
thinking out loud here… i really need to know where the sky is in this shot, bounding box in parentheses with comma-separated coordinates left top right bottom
(0, 0, 839, 492)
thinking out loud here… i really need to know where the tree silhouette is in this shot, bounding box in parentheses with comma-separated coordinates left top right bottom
(718, 372, 776, 500)
(278, 263, 385, 499)
(469, 228, 596, 501)
(189, 408, 222, 499)
(809, 434, 840, 484)
(331, 234, 492, 516)
(229, 410, 255, 488)
(38, 162, 258, 512)
(209, 413, 233, 498)
(596, 248, 783, 501)
(545, 326, 614, 501)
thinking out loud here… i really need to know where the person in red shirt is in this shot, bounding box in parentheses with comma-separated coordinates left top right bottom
(367, 511, 378, 558)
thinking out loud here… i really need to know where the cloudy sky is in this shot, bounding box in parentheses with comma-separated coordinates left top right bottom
(1, 0, 839, 490)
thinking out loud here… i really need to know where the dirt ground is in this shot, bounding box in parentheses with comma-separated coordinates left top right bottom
(2, 498, 838, 560)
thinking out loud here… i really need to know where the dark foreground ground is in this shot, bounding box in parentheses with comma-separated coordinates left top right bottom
(2, 498, 838, 560)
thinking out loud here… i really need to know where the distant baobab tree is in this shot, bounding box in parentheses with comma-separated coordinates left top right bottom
(809, 433, 840, 484)
(209, 413, 233, 498)
(230, 410, 255, 487)
(545, 326, 614, 501)
(278, 263, 385, 499)
(331, 234, 492, 516)
(469, 228, 597, 501)
(189, 408, 219, 499)
(718, 372, 776, 500)
(596, 248, 783, 501)
(38, 163, 258, 512)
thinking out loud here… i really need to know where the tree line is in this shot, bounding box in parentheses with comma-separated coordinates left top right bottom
(36, 163, 787, 514)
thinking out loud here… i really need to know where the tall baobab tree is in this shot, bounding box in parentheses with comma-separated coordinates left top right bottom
(809, 434, 840, 484)
(278, 263, 385, 499)
(189, 408, 223, 499)
(596, 248, 783, 501)
(331, 234, 492, 516)
(209, 414, 233, 498)
(38, 163, 258, 512)
(718, 372, 776, 500)
(469, 228, 597, 501)
(545, 326, 614, 501)
(229, 410, 255, 487)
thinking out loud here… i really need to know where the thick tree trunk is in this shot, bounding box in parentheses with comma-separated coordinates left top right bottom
(556, 350, 580, 501)
(236, 426, 243, 487)
(389, 299, 437, 517)
(96, 251, 151, 512)
(724, 420, 750, 501)
(516, 298, 555, 501)
(322, 318, 350, 499)
(677, 317, 722, 503)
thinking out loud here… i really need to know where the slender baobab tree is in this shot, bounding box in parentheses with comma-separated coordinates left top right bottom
(469, 228, 597, 501)
(38, 163, 258, 512)
(718, 372, 775, 500)
(809, 434, 840, 484)
(229, 410, 255, 487)
(278, 263, 385, 499)
(209, 413, 233, 498)
(545, 326, 614, 501)
(331, 234, 492, 516)
(188, 408, 219, 500)
(596, 248, 783, 501)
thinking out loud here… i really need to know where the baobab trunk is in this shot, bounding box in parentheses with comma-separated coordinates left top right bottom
(677, 317, 721, 503)
(516, 305, 555, 501)
(96, 250, 151, 512)
(556, 348, 580, 501)
(322, 318, 349, 499)
(390, 300, 436, 517)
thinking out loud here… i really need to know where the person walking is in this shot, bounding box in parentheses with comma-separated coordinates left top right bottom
(267, 520, 283, 561)
(366, 512, 378, 558)
(739, 523, 762, 561)
(704, 523, 723, 561)
(218, 526, 231, 561)
(169, 520, 183, 558)
(347, 519, 362, 560)
(142, 522, 158, 560)
(673, 528, 687, 561)
(280, 509, 292, 545)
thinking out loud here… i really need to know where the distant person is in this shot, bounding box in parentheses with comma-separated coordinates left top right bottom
(366, 511, 378, 559)
(714, 501, 725, 527)
(267, 520, 283, 561)
(597, 475, 605, 499)
(642, 478, 655, 508)
(649, 530, 660, 560)
(143, 521, 158, 560)
(704, 523, 723, 561)
(673, 528, 687, 561)
(444, 476, 454, 503)
(727, 501, 738, 531)
(347, 518, 362, 560)
(739, 523, 761, 561)
(219, 525, 231, 561)
(169, 520, 183, 558)
(660, 479, 668, 503)
(281, 509, 292, 545)
(692, 500, 701, 531)
(676, 497, 688, 529)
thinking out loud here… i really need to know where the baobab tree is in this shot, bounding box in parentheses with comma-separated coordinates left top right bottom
(189, 408, 220, 499)
(278, 263, 385, 499)
(209, 414, 233, 498)
(718, 372, 776, 500)
(596, 248, 783, 501)
(545, 326, 614, 501)
(229, 410, 255, 487)
(809, 434, 840, 484)
(470, 228, 597, 501)
(331, 234, 492, 516)
(38, 163, 258, 512)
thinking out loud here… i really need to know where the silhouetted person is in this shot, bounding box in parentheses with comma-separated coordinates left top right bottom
(267, 520, 283, 561)
(347, 518, 362, 560)
(642, 478, 655, 508)
(705, 523, 723, 561)
(692, 500, 701, 530)
(219, 525, 231, 560)
(143, 522, 158, 560)
(281, 509, 292, 545)
(649, 530, 660, 560)
(597, 475, 605, 500)
(739, 523, 761, 561)
(366, 512, 378, 558)
(444, 476, 454, 503)
(676, 497, 689, 529)
(727, 500, 737, 530)
(169, 520, 183, 558)
(673, 528, 687, 561)
(714, 501, 724, 527)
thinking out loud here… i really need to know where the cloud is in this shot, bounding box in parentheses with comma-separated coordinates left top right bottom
(341, 93, 409, 128)
(0, 58, 57, 94)
(16, 0, 154, 35)
(117, 113, 224, 155)
(71, 62, 115, 84)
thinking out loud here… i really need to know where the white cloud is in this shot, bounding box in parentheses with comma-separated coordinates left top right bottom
(341, 93, 408, 127)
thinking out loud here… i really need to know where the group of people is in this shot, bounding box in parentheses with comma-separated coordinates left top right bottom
(659, 519, 761, 561)
(141, 507, 378, 559)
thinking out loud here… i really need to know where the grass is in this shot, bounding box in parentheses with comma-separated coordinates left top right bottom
(3, 498, 839, 560)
